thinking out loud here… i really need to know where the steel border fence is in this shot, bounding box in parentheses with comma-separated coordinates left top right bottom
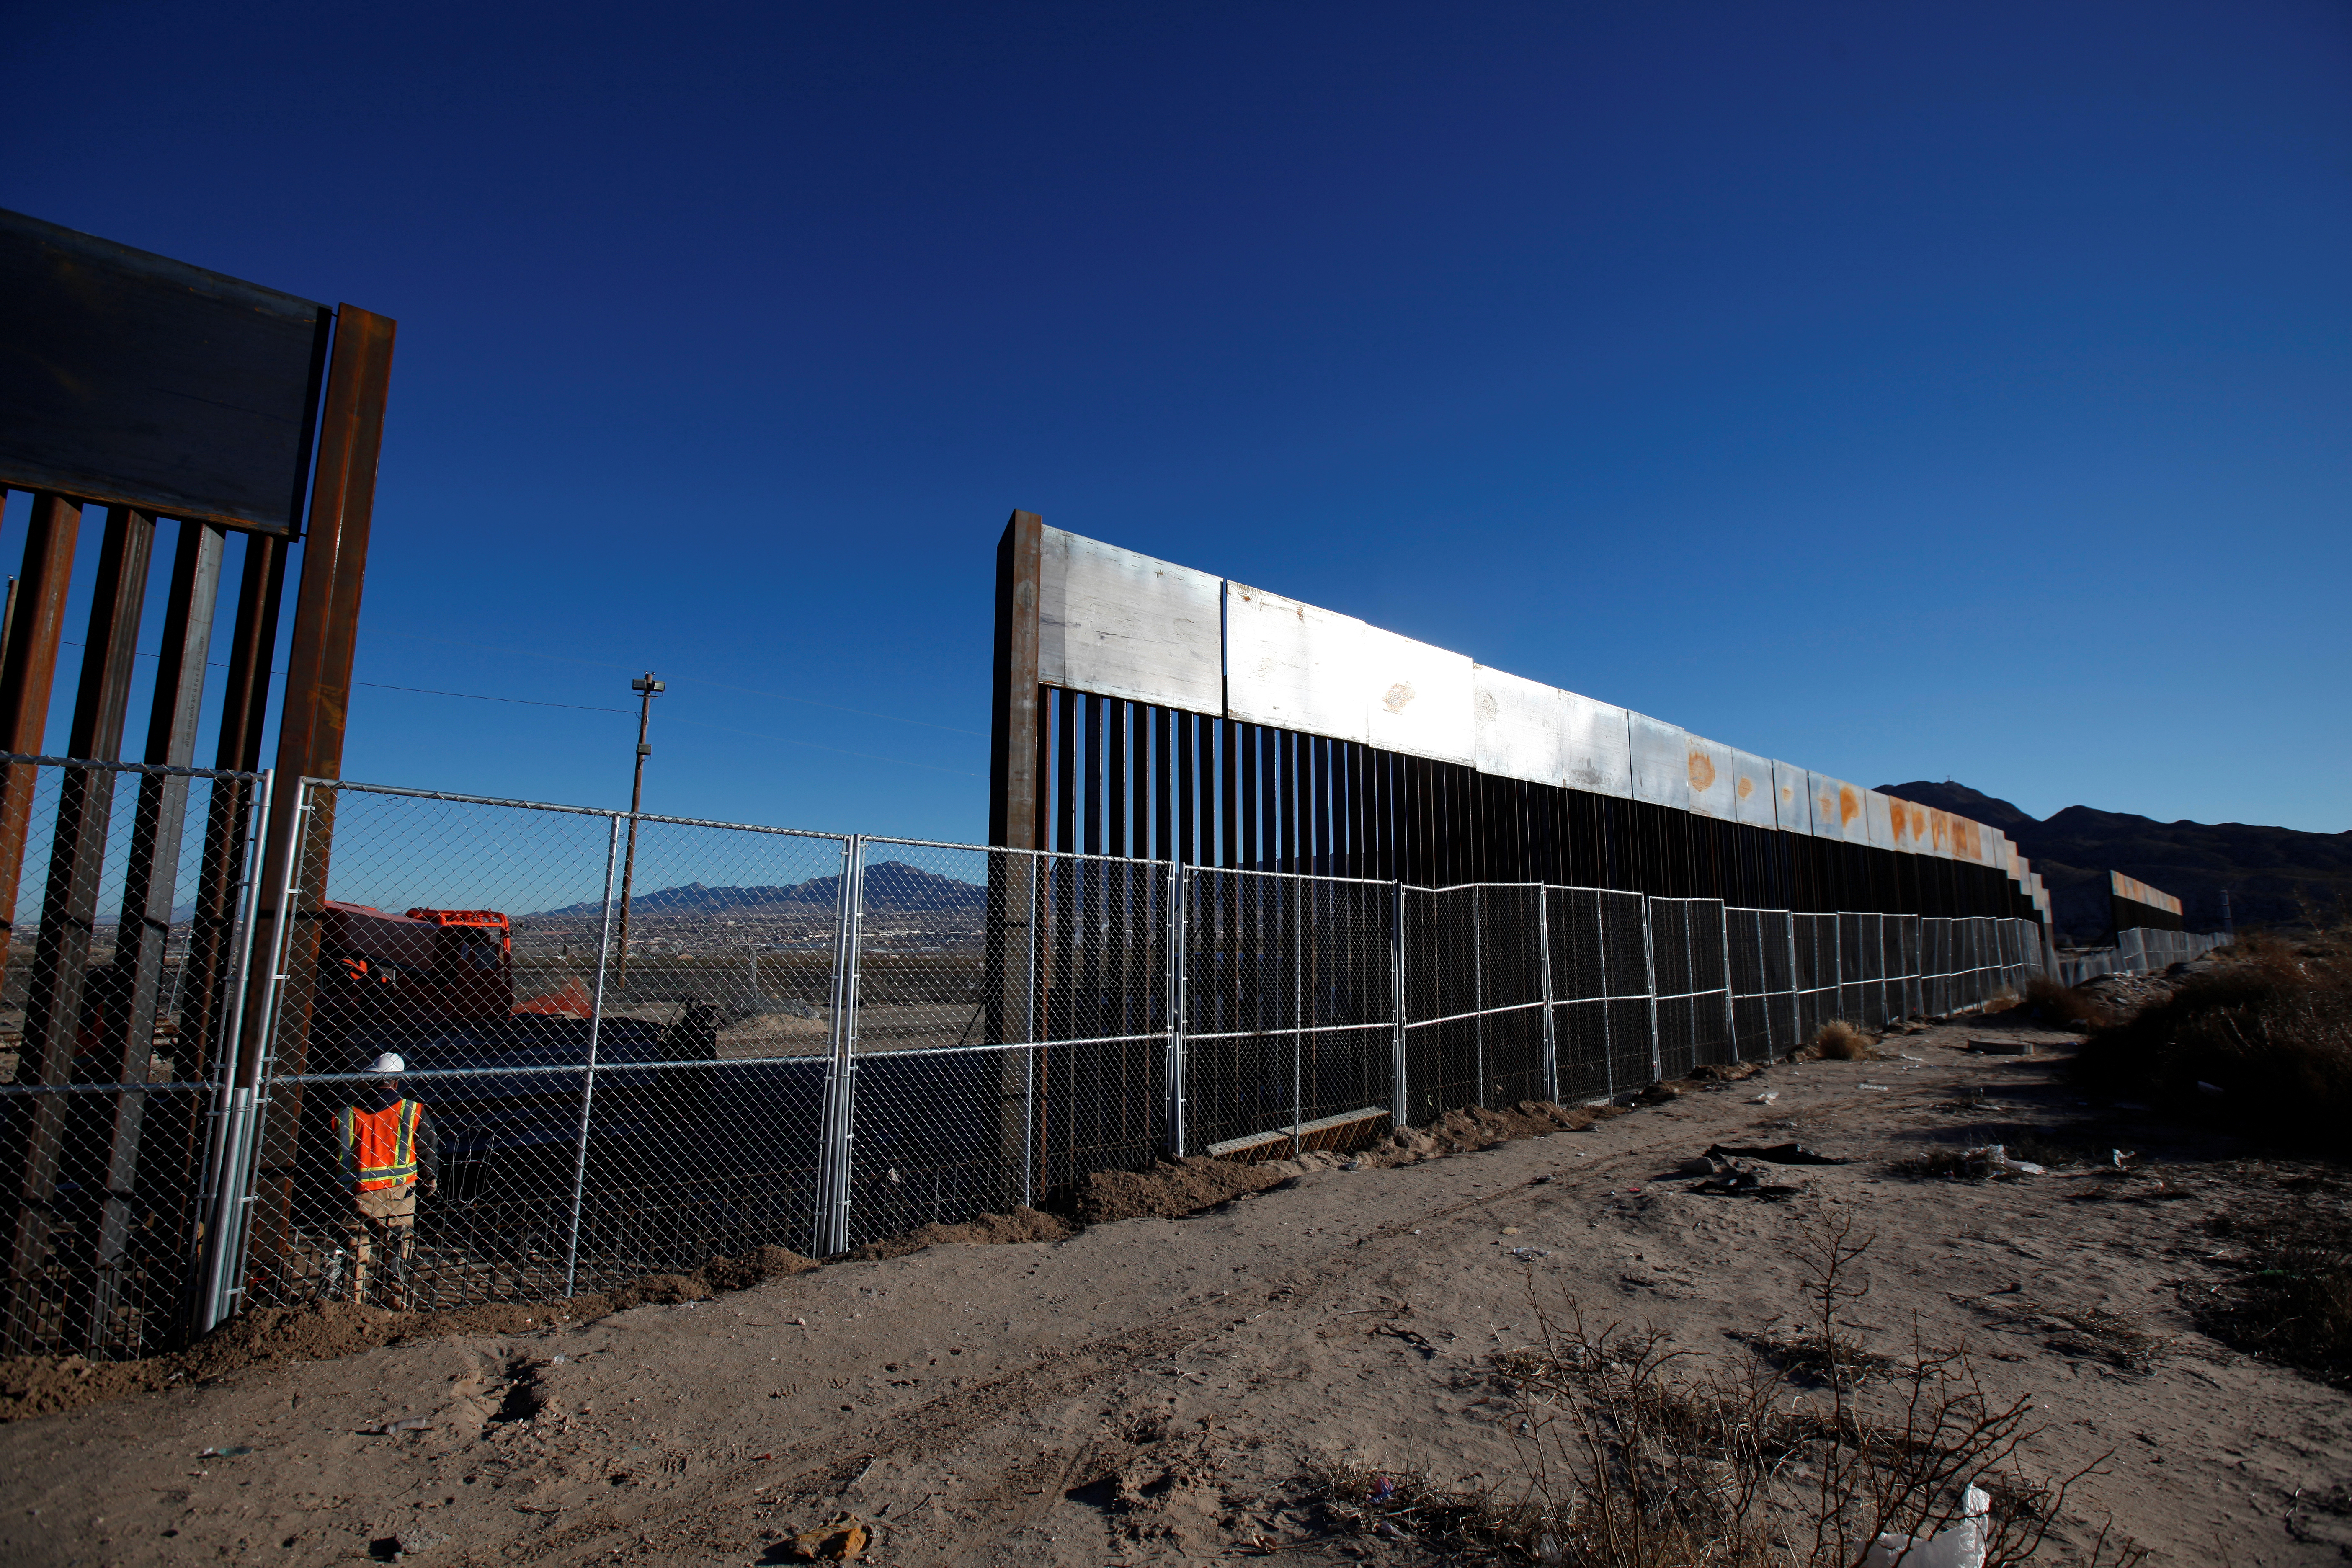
(2059, 927, 2227, 985)
(0, 763, 2064, 1357)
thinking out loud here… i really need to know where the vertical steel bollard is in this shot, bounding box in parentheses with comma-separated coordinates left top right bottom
(1166, 864, 1187, 1159)
(561, 814, 624, 1297)
(1536, 887, 1558, 1104)
(193, 769, 275, 1337)
(1389, 880, 1407, 1131)
(1640, 898, 1661, 1082)
(815, 836, 864, 1256)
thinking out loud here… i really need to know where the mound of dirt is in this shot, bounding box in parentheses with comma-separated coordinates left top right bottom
(1074, 1158, 1291, 1223)
(845, 1207, 1078, 1261)
(0, 1242, 823, 1425)
(1411, 1099, 1616, 1152)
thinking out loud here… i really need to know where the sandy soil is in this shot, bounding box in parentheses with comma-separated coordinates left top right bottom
(4, 1010, 2347, 1568)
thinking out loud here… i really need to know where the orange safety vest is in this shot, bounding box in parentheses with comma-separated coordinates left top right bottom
(336, 1099, 424, 1191)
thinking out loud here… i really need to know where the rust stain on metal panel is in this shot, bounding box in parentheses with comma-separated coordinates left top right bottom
(1383, 682, 1415, 714)
(1687, 748, 1716, 792)
(1735, 775, 1752, 799)
(1839, 785, 1860, 828)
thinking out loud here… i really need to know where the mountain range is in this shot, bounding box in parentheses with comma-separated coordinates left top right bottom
(1877, 781, 2351, 943)
(532, 859, 989, 919)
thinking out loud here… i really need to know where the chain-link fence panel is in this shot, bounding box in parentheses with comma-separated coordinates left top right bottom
(1185, 867, 1390, 1158)
(1645, 897, 1729, 1075)
(244, 784, 848, 1313)
(0, 758, 268, 1358)
(1476, 885, 1548, 1106)
(1401, 886, 1480, 1122)
(842, 841, 1172, 1242)
(1726, 906, 1800, 1060)
(1542, 886, 1650, 1102)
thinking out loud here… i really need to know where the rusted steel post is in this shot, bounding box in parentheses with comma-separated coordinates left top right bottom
(985, 512, 1044, 1197)
(177, 536, 287, 1094)
(3, 505, 156, 1352)
(231, 305, 394, 1297)
(0, 495, 84, 993)
(74, 520, 224, 1350)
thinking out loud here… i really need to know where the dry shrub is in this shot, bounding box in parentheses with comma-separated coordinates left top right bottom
(2201, 1189, 2352, 1385)
(1322, 1217, 2143, 1566)
(2071, 937, 2352, 1157)
(1810, 1020, 1875, 1061)
(2024, 974, 2108, 1029)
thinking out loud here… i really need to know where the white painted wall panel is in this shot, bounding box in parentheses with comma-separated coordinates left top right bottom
(1808, 772, 1865, 841)
(1360, 626, 1477, 764)
(1473, 665, 1565, 786)
(1562, 692, 1632, 798)
(1924, 807, 1954, 859)
(1730, 748, 1777, 829)
(1037, 528, 1225, 712)
(1864, 790, 1895, 850)
(1222, 582, 1367, 741)
(1772, 761, 1810, 833)
(1685, 734, 1739, 820)
(1628, 713, 1689, 810)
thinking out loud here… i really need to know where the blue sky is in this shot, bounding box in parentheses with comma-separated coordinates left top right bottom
(5, 0, 2347, 839)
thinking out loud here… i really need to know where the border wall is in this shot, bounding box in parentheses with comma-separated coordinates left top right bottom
(990, 517, 2053, 943)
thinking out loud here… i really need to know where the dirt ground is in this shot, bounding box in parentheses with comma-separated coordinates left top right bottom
(4, 1008, 2347, 1568)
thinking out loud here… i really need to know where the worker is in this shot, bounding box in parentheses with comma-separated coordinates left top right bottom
(333, 1052, 438, 1308)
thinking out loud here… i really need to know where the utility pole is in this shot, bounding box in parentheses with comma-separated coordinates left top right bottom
(614, 671, 663, 990)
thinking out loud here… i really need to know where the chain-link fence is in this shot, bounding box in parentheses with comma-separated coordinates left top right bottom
(2059, 927, 2228, 985)
(0, 756, 270, 1359)
(0, 762, 2058, 1357)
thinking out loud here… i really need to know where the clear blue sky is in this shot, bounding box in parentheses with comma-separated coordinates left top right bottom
(6, 1, 2347, 840)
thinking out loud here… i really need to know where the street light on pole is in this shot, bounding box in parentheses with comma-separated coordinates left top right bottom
(614, 671, 663, 990)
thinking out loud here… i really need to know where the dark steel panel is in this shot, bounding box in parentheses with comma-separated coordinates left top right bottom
(0, 209, 331, 536)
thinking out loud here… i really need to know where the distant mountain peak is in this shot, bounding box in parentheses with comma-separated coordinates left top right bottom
(1875, 781, 2038, 833)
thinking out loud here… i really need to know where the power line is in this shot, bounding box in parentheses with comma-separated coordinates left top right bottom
(371, 628, 985, 737)
(354, 681, 630, 713)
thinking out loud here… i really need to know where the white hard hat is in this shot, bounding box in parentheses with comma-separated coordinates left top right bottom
(367, 1053, 406, 1074)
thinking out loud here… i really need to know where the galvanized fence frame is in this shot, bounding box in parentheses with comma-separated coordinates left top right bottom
(0, 764, 2081, 1356)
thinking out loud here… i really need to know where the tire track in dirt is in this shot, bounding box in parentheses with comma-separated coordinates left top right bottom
(489, 1098, 1856, 1567)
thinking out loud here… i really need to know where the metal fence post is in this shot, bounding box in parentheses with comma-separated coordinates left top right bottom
(1640, 898, 1661, 1082)
(1536, 887, 1558, 1103)
(815, 836, 864, 1256)
(561, 813, 624, 1297)
(191, 769, 274, 1337)
(198, 773, 306, 1333)
(1718, 904, 1737, 1062)
(1471, 890, 1485, 1106)
(1166, 864, 1187, 1159)
(1389, 880, 1407, 1130)
(1025, 854, 1039, 1205)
